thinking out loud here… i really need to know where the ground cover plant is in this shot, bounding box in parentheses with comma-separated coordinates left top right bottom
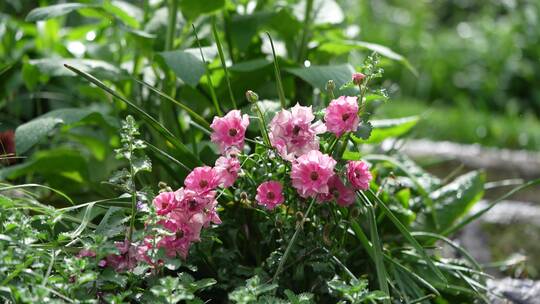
(1, 1, 539, 303)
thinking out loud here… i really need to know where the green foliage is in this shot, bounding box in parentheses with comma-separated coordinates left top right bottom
(1, 0, 535, 303)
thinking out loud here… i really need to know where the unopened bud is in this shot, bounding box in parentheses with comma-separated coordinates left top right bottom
(295, 211, 304, 223)
(323, 224, 332, 246)
(352, 72, 366, 85)
(350, 207, 361, 219)
(326, 80, 335, 92)
(245, 90, 259, 103)
(158, 181, 172, 193)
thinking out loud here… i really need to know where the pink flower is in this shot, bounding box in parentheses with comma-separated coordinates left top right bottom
(184, 166, 220, 194)
(105, 240, 138, 272)
(318, 175, 356, 207)
(76, 249, 96, 258)
(215, 155, 240, 188)
(346, 161, 372, 190)
(256, 181, 284, 210)
(290, 150, 337, 198)
(153, 191, 178, 215)
(324, 96, 360, 137)
(352, 72, 365, 85)
(210, 110, 250, 153)
(269, 104, 326, 160)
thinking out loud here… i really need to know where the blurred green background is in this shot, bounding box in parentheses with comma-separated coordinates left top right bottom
(2, 0, 539, 151)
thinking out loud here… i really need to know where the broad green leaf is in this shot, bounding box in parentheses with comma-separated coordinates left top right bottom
(28, 58, 124, 79)
(286, 64, 356, 93)
(229, 59, 272, 72)
(293, 0, 344, 25)
(103, 1, 142, 28)
(424, 171, 485, 232)
(25, 3, 91, 22)
(230, 12, 274, 51)
(319, 40, 417, 76)
(179, 0, 225, 20)
(132, 155, 152, 175)
(352, 116, 419, 144)
(15, 108, 115, 154)
(158, 51, 205, 87)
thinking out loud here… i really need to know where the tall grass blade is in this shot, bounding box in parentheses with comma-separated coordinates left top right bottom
(0, 183, 73, 205)
(362, 190, 447, 282)
(133, 77, 210, 129)
(64, 64, 200, 167)
(442, 178, 540, 236)
(145, 140, 190, 172)
(192, 24, 222, 116)
(265, 32, 286, 108)
(212, 15, 236, 109)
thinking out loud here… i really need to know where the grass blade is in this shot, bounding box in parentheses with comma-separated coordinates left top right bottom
(212, 15, 236, 109)
(133, 77, 210, 129)
(0, 183, 73, 205)
(145, 140, 190, 172)
(265, 32, 286, 108)
(362, 190, 447, 282)
(442, 178, 540, 236)
(359, 195, 390, 303)
(192, 24, 222, 116)
(64, 64, 200, 167)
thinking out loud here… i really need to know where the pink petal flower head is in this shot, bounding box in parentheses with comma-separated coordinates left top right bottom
(269, 104, 326, 161)
(352, 72, 366, 85)
(346, 160, 372, 190)
(210, 110, 250, 153)
(105, 240, 138, 272)
(215, 155, 241, 188)
(256, 181, 284, 210)
(324, 96, 360, 137)
(318, 175, 356, 207)
(291, 150, 337, 198)
(76, 249, 96, 258)
(184, 166, 220, 194)
(153, 191, 178, 215)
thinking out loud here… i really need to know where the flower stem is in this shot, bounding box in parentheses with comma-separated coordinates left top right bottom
(272, 198, 316, 283)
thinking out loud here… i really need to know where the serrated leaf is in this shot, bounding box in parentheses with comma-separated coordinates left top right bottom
(159, 51, 205, 87)
(132, 155, 152, 175)
(354, 121, 373, 140)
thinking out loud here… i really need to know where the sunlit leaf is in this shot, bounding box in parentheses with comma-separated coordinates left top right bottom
(26, 3, 92, 22)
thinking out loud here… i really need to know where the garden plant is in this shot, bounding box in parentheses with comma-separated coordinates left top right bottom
(1, 1, 539, 303)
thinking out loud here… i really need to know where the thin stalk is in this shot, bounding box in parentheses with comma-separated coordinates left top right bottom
(192, 24, 222, 116)
(272, 198, 316, 283)
(128, 140, 137, 243)
(296, 0, 314, 63)
(265, 32, 286, 108)
(164, 0, 177, 51)
(253, 103, 271, 146)
(212, 15, 236, 108)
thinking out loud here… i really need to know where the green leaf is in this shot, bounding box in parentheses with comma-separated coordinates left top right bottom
(28, 58, 124, 79)
(132, 155, 152, 175)
(286, 64, 356, 93)
(15, 108, 114, 154)
(229, 59, 272, 72)
(354, 121, 373, 140)
(179, 0, 225, 20)
(25, 3, 91, 22)
(103, 0, 142, 29)
(424, 171, 485, 232)
(159, 50, 205, 87)
(352, 116, 419, 144)
(95, 207, 128, 237)
(230, 12, 273, 51)
(0, 148, 89, 184)
(64, 64, 200, 168)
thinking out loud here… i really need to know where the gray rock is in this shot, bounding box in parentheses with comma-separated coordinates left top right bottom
(488, 278, 540, 304)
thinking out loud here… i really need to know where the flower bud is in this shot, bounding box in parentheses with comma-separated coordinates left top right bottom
(352, 72, 366, 85)
(245, 90, 259, 103)
(326, 80, 335, 92)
